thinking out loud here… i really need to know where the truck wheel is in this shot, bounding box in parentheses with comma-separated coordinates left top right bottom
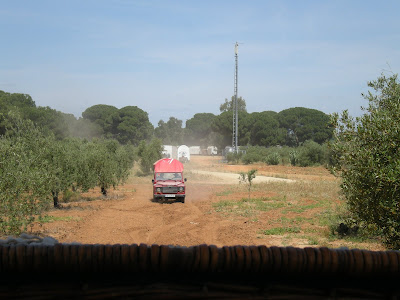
(181, 197, 185, 204)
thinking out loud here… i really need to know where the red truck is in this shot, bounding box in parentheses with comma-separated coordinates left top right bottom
(152, 158, 187, 203)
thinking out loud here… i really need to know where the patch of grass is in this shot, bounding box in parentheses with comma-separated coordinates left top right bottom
(283, 202, 325, 213)
(240, 209, 255, 218)
(303, 227, 319, 234)
(62, 190, 82, 203)
(316, 208, 337, 227)
(213, 199, 255, 217)
(253, 180, 340, 203)
(281, 236, 291, 246)
(213, 200, 234, 211)
(188, 159, 384, 249)
(213, 196, 288, 217)
(60, 189, 106, 203)
(266, 173, 289, 180)
(252, 197, 288, 211)
(260, 227, 301, 235)
(38, 216, 81, 223)
(317, 202, 383, 247)
(334, 235, 370, 243)
(276, 216, 311, 226)
(216, 189, 235, 196)
(307, 236, 320, 245)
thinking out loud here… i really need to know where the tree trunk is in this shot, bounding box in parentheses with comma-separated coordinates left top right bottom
(52, 191, 59, 208)
(101, 186, 107, 196)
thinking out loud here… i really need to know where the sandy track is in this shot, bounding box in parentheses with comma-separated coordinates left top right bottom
(59, 181, 259, 246)
(37, 157, 384, 251)
(191, 170, 295, 184)
(39, 159, 296, 247)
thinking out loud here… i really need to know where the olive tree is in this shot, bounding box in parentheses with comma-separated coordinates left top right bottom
(0, 112, 52, 234)
(45, 137, 102, 207)
(0, 111, 137, 234)
(44, 138, 76, 207)
(239, 169, 257, 201)
(86, 139, 119, 196)
(84, 138, 135, 196)
(330, 74, 400, 248)
(114, 143, 136, 183)
(136, 138, 163, 175)
(64, 138, 98, 193)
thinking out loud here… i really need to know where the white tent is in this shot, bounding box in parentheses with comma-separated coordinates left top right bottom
(178, 145, 190, 162)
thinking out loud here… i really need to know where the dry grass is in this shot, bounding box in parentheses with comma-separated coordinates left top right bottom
(207, 156, 385, 251)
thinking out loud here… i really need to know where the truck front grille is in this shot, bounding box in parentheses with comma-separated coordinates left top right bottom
(162, 186, 179, 193)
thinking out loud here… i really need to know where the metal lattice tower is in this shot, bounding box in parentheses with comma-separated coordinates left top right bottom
(232, 42, 239, 152)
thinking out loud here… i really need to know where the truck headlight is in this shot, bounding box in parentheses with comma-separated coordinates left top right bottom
(179, 187, 184, 192)
(156, 187, 161, 193)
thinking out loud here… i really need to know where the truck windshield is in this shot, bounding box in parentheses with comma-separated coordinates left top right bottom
(156, 172, 182, 181)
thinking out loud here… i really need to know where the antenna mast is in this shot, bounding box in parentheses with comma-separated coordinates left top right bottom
(232, 42, 239, 153)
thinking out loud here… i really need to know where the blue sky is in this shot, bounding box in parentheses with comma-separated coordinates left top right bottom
(1, 0, 399, 126)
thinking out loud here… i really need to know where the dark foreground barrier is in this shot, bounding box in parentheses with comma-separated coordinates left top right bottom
(1, 243, 400, 299)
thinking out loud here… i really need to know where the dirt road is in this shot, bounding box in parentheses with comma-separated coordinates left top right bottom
(38, 156, 294, 246)
(33, 156, 384, 250)
(55, 179, 284, 246)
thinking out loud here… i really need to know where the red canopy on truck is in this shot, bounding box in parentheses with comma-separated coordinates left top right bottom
(153, 158, 184, 173)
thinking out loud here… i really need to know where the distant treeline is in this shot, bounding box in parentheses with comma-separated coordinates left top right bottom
(0, 91, 333, 149)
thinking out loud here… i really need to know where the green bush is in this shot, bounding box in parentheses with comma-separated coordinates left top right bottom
(298, 140, 327, 167)
(330, 74, 400, 249)
(241, 146, 287, 165)
(275, 146, 292, 165)
(241, 152, 263, 164)
(241, 146, 267, 164)
(226, 151, 243, 164)
(239, 145, 330, 166)
(265, 152, 281, 165)
(289, 150, 299, 166)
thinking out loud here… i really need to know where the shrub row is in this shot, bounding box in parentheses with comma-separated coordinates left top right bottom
(228, 141, 331, 167)
(0, 112, 136, 235)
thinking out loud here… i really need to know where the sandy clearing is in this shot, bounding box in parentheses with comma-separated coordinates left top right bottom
(190, 170, 295, 184)
(29, 156, 385, 250)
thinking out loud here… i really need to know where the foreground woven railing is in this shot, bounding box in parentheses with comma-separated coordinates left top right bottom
(1, 243, 399, 275)
(2, 244, 400, 299)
